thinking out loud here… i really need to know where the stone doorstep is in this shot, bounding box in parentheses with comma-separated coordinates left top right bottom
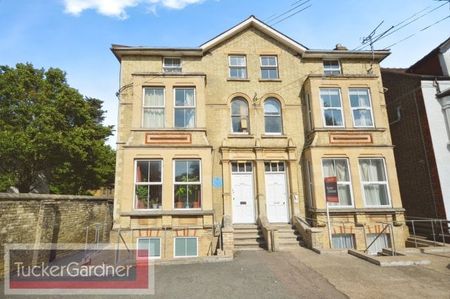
(348, 249, 431, 267)
(152, 255, 233, 265)
(420, 246, 450, 253)
(311, 248, 349, 255)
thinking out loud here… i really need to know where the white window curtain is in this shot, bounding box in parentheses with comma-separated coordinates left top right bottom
(143, 88, 164, 128)
(366, 233, 391, 255)
(349, 89, 373, 127)
(322, 159, 352, 206)
(359, 159, 390, 206)
(332, 234, 355, 249)
(320, 88, 343, 127)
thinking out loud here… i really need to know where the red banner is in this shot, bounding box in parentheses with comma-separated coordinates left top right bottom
(324, 177, 339, 203)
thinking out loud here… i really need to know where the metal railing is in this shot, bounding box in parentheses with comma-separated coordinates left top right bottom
(296, 215, 396, 255)
(405, 217, 450, 248)
(363, 222, 396, 256)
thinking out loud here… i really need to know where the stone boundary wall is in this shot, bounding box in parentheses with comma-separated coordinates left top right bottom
(0, 193, 113, 277)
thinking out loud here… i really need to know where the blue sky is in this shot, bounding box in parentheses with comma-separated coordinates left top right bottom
(1, 0, 449, 147)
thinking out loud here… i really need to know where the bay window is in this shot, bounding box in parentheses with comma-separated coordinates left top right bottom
(135, 160, 162, 209)
(320, 88, 344, 127)
(349, 88, 374, 127)
(174, 88, 195, 128)
(174, 160, 201, 209)
(143, 87, 165, 128)
(359, 158, 391, 207)
(322, 159, 353, 207)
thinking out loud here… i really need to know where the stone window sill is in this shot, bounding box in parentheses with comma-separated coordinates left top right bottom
(259, 79, 282, 82)
(121, 209, 214, 217)
(227, 134, 254, 138)
(261, 134, 287, 139)
(227, 78, 250, 82)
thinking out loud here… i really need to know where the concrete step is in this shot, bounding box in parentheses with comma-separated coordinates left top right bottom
(234, 238, 265, 245)
(233, 224, 258, 230)
(234, 237, 265, 243)
(278, 231, 300, 238)
(406, 238, 444, 248)
(234, 229, 262, 235)
(234, 246, 266, 251)
(234, 233, 263, 240)
(278, 239, 301, 246)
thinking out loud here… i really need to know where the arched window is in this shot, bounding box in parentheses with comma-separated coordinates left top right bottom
(231, 97, 249, 133)
(264, 98, 282, 134)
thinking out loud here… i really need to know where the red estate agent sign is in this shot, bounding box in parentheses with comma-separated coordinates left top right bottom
(324, 177, 339, 203)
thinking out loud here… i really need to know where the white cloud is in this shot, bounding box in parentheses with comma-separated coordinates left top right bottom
(149, 0, 204, 10)
(63, 0, 204, 19)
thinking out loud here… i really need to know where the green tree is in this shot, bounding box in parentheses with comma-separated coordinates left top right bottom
(0, 63, 115, 194)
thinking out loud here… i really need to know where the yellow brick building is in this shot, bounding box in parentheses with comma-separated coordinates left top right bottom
(111, 16, 407, 259)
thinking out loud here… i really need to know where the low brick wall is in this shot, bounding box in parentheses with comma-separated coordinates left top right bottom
(0, 193, 113, 277)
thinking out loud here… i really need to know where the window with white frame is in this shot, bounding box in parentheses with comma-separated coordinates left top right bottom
(231, 97, 250, 133)
(174, 237, 198, 257)
(163, 58, 182, 73)
(322, 159, 353, 207)
(143, 87, 165, 128)
(349, 88, 374, 127)
(323, 60, 341, 75)
(174, 160, 201, 209)
(174, 88, 195, 128)
(366, 233, 391, 255)
(260, 55, 279, 79)
(320, 88, 344, 127)
(264, 98, 282, 134)
(305, 160, 314, 208)
(332, 234, 355, 249)
(305, 93, 313, 131)
(135, 160, 162, 209)
(137, 238, 161, 258)
(359, 158, 391, 206)
(264, 161, 285, 172)
(229, 55, 247, 79)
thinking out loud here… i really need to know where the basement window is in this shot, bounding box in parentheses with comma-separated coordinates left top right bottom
(137, 238, 161, 259)
(174, 237, 198, 257)
(331, 234, 355, 249)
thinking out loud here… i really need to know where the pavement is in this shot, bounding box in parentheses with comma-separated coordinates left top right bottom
(1, 247, 449, 298)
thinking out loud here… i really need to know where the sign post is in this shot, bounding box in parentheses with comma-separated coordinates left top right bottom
(324, 177, 339, 249)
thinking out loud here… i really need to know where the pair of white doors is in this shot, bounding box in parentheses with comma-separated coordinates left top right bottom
(231, 162, 289, 224)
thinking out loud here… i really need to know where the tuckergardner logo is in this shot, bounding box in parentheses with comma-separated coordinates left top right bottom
(14, 262, 133, 278)
(4, 244, 155, 295)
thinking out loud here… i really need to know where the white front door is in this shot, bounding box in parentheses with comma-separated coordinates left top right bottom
(231, 162, 255, 224)
(265, 162, 289, 223)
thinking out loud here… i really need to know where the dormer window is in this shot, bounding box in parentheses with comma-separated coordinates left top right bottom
(323, 60, 341, 75)
(163, 58, 182, 73)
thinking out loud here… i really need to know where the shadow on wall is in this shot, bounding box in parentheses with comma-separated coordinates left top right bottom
(0, 193, 113, 277)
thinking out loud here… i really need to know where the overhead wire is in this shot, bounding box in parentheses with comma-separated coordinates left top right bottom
(270, 5, 312, 26)
(265, 0, 310, 23)
(355, 2, 448, 50)
(383, 14, 450, 49)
